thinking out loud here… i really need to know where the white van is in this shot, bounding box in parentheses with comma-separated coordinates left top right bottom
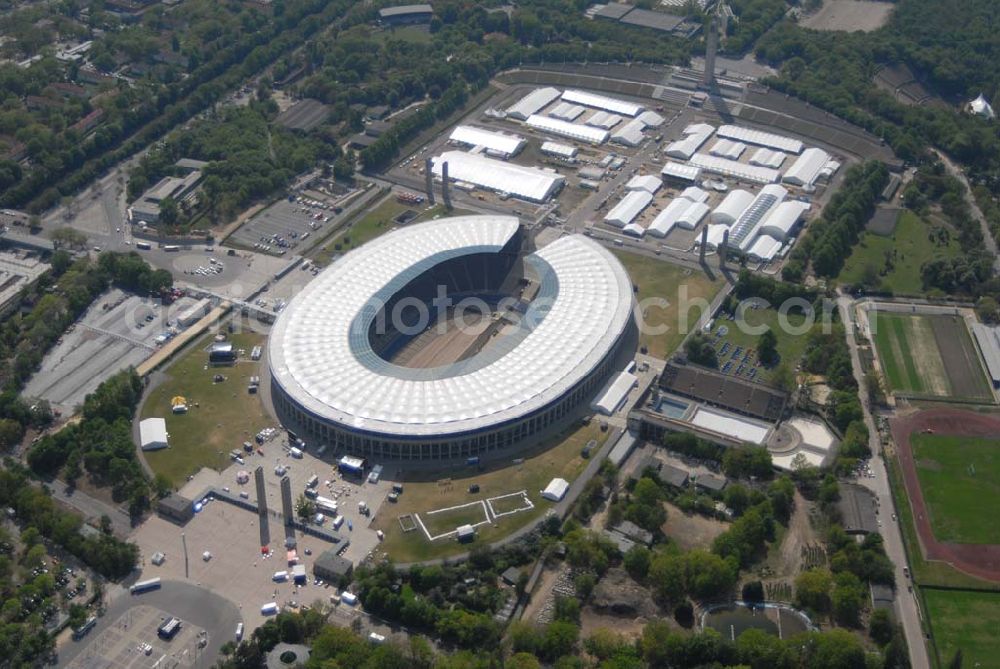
(235, 622, 244, 641)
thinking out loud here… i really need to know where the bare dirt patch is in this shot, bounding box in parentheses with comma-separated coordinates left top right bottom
(662, 501, 729, 551)
(774, 491, 820, 579)
(800, 0, 893, 32)
(580, 608, 651, 641)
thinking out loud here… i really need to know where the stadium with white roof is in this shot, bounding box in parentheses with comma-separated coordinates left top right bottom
(269, 216, 636, 460)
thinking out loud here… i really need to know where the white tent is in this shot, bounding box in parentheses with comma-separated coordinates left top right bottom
(542, 478, 570, 502)
(969, 93, 995, 120)
(605, 190, 653, 227)
(590, 371, 638, 415)
(626, 174, 662, 194)
(139, 418, 168, 451)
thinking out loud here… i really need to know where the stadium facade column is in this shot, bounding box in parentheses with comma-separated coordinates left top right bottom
(442, 161, 453, 211)
(280, 476, 294, 526)
(424, 157, 436, 205)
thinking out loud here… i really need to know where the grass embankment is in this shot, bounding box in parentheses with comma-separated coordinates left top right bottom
(373, 421, 604, 562)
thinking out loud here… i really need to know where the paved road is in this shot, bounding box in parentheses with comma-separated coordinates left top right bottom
(932, 148, 1000, 272)
(837, 293, 931, 669)
(49, 480, 134, 538)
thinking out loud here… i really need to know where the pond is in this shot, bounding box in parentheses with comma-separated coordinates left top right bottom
(702, 602, 812, 641)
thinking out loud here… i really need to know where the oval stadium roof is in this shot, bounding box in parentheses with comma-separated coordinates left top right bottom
(268, 216, 634, 438)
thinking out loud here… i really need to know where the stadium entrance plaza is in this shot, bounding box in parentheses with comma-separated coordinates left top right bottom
(130, 454, 389, 631)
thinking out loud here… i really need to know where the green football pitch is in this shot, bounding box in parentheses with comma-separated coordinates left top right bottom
(912, 433, 1000, 544)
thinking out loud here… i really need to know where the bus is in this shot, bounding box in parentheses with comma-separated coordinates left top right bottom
(163, 245, 180, 252)
(130, 577, 161, 595)
(136, 241, 152, 251)
(72, 617, 97, 640)
(157, 617, 182, 640)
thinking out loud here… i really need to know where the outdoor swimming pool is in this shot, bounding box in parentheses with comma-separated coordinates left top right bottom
(654, 397, 689, 419)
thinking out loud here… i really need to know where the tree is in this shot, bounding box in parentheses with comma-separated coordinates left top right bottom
(159, 196, 179, 226)
(758, 329, 779, 365)
(868, 608, 893, 646)
(541, 620, 579, 661)
(553, 596, 580, 624)
(685, 333, 718, 367)
(295, 494, 315, 521)
(831, 571, 865, 627)
(649, 552, 686, 603)
(685, 550, 738, 600)
(51, 227, 87, 249)
(623, 545, 651, 581)
(0, 419, 24, 449)
(152, 473, 172, 499)
(507, 653, 541, 669)
(794, 568, 833, 613)
(772, 361, 794, 392)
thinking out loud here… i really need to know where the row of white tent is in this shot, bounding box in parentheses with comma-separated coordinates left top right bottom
(664, 122, 838, 187)
(602, 174, 809, 261)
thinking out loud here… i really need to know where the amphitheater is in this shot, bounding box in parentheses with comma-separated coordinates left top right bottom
(268, 215, 636, 460)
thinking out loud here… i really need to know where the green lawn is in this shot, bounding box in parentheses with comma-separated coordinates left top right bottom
(925, 588, 1000, 668)
(374, 420, 604, 562)
(710, 308, 810, 383)
(420, 502, 490, 537)
(311, 198, 471, 266)
(873, 312, 930, 394)
(838, 210, 961, 294)
(611, 251, 723, 360)
(140, 332, 271, 486)
(886, 454, 998, 590)
(912, 433, 1000, 544)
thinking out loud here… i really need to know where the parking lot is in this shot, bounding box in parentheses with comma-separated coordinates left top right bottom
(22, 289, 203, 414)
(226, 197, 343, 256)
(65, 605, 208, 669)
(130, 444, 389, 630)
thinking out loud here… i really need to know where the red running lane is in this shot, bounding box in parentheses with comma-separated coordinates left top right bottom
(891, 408, 1000, 582)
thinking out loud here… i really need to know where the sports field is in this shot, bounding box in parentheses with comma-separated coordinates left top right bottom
(373, 420, 603, 562)
(912, 433, 1000, 544)
(871, 311, 992, 401)
(141, 332, 271, 485)
(611, 251, 723, 359)
(924, 588, 1000, 668)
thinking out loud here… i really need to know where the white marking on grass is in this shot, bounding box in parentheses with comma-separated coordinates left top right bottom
(486, 490, 533, 518)
(416, 500, 491, 541)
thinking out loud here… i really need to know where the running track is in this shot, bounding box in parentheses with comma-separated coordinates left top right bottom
(891, 408, 1000, 582)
